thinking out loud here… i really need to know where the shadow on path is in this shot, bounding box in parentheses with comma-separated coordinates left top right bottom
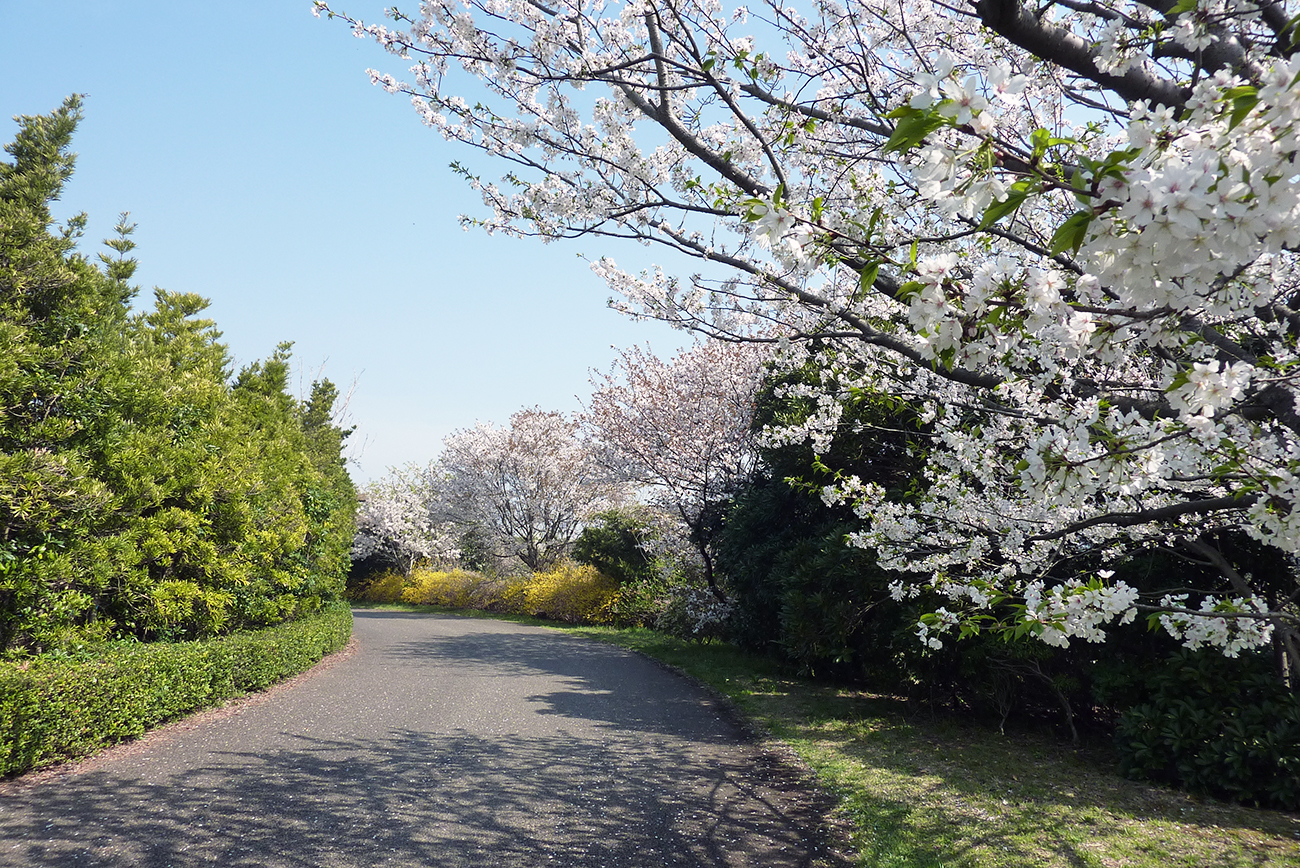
(3, 726, 840, 867)
(384, 627, 727, 740)
(0, 612, 848, 867)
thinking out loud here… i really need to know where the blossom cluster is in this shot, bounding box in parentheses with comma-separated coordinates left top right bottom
(353, 471, 461, 572)
(1023, 578, 1141, 647)
(1158, 593, 1276, 656)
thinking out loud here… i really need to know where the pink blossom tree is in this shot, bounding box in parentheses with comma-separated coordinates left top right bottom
(320, 0, 1300, 671)
(433, 407, 625, 572)
(584, 340, 769, 597)
(353, 467, 461, 575)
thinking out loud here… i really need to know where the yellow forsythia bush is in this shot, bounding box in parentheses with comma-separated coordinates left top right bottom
(351, 569, 408, 603)
(400, 568, 504, 609)
(519, 562, 618, 624)
(493, 577, 531, 615)
(352, 562, 618, 626)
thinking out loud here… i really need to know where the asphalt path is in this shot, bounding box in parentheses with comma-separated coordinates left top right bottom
(0, 610, 846, 867)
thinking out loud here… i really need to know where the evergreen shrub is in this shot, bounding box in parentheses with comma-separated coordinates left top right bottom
(572, 508, 660, 586)
(1, 100, 356, 653)
(0, 603, 351, 776)
(1115, 649, 1300, 810)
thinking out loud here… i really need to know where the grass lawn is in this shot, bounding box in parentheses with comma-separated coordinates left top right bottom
(357, 605, 1300, 867)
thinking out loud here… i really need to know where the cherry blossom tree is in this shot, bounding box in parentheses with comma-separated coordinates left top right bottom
(353, 467, 461, 575)
(584, 340, 769, 597)
(318, 0, 1300, 674)
(432, 407, 624, 571)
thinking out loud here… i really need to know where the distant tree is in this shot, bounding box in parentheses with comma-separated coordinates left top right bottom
(353, 467, 460, 576)
(584, 341, 768, 597)
(433, 407, 623, 572)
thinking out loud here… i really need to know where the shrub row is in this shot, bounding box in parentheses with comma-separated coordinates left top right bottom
(0, 603, 352, 777)
(356, 562, 635, 625)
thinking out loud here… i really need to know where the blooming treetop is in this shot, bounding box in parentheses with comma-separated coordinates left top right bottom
(584, 339, 770, 594)
(432, 407, 625, 571)
(319, 0, 1300, 669)
(353, 468, 461, 574)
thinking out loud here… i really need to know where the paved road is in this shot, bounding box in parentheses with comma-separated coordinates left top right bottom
(0, 611, 845, 867)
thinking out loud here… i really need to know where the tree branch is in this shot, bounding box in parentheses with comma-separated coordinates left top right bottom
(972, 0, 1190, 107)
(1026, 494, 1261, 542)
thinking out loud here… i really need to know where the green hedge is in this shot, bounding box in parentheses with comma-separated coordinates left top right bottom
(0, 603, 352, 776)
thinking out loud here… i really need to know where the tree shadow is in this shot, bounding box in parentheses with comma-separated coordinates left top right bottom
(378, 622, 737, 742)
(1, 611, 850, 867)
(1, 725, 846, 867)
(782, 688, 1300, 868)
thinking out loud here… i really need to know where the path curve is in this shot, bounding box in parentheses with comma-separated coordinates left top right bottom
(0, 610, 846, 867)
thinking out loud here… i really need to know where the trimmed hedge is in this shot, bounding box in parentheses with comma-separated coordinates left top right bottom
(0, 603, 352, 777)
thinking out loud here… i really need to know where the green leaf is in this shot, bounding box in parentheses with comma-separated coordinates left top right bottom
(1228, 88, 1260, 131)
(978, 180, 1035, 229)
(1030, 127, 1076, 164)
(1031, 128, 1051, 161)
(1049, 210, 1094, 256)
(858, 261, 881, 293)
(866, 206, 883, 239)
(884, 106, 947, 154)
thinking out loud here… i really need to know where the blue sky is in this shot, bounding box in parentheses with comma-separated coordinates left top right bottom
(0, 1, 686, 482)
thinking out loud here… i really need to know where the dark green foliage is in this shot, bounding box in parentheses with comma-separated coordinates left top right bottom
(719, 474, 906, 678)
(570, 508, 676, 627)
(1, 100, 356, 654)
(572, 508, 660, 586)
(717, 353, 1299, 805)
(0, 602, 351, 776)
(718, 353, 927, 678)
(454, 526, 494, 574)
(1115, 649, 1300, 810)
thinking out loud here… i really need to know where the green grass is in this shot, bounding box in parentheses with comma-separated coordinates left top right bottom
(360, 604, 1300, 867)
